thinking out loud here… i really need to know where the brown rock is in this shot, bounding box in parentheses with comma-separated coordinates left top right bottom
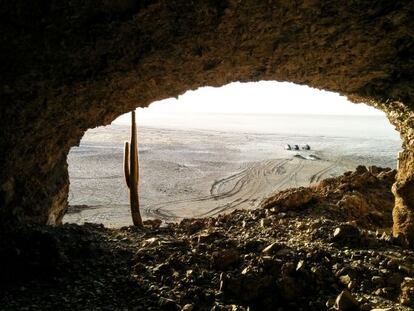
(181, 304, 193, 311)
(400, 277, 414, 306)
(198, 231, 225, 244)
(326, 298, 335, 308)
(371, 276, 384, 287)
(143, 219, 162, 229)
(368, 166, 382, 175)
(159, 297, 180, 311)
(334, 290, 359, 311)
(337, 193, 371, 218)
(220, 271, 273, 303)
(212, 249, 240, 270)
(332, 224, 361, 243)
(261, 187, 315, 210)
(260, 218, 272, 227)
(339, 274, 352, 286)
(278, 275, 302, 301)
(180, 219, 205, 234)
(262, 242, 283, 255)
(355, 165, 368, 174)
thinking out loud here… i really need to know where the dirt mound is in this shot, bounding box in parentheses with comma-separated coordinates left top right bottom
(262, 165, 396, 230)
(2, 166, 413, 311)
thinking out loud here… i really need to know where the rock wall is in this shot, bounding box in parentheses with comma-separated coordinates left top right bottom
(1, 1, 414, 241)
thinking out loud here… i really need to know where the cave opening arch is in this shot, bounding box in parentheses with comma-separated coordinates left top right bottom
(1, 1, 414, 245)
(64, 81, 401, 228)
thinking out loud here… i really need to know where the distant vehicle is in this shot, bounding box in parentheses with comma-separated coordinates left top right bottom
(285, 144, 311, 151)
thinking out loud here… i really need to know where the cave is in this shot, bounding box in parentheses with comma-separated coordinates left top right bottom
(1, 3, 414, 236)
(4, 0, 414, 310)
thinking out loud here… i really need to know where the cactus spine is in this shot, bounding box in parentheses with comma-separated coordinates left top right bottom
(124, 110, 143, 227)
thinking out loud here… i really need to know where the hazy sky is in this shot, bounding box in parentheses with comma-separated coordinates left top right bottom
(114, 81, 383, 124)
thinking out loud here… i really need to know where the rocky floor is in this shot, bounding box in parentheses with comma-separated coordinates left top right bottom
(1, 166, 414, 310)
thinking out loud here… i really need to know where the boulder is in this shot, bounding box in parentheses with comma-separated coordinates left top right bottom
(400, 277, 414, 306)
(212, 249, 241, 270)
(261, 187, 315, 210)
(262, 242, 283, 255)
(334, 290, 359, 311)
(337, 193, 370, 218)
(332, 224, 361, 244)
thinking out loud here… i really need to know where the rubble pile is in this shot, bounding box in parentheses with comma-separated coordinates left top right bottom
(1, 167, 413, 310)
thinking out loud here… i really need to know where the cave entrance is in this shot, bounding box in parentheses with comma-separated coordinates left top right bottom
(64, 81, 401, 227)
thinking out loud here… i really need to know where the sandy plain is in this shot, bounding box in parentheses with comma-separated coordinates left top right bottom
(65, 124, 362, 227)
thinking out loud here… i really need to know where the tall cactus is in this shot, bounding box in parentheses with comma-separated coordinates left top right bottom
(124, 110, 143, 227)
